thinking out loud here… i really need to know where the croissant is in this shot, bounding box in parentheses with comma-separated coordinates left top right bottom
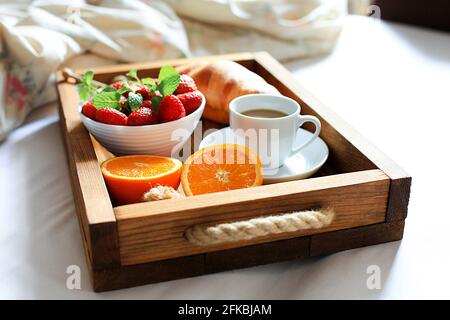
(176, 60, 280, 124)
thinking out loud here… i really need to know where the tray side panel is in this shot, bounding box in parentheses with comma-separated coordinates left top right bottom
(92, 255, 205, 292)
(115, 169, 390, 265)
(56, 73, 120, 269)
(204, 236, 310, 274)
(310, 220, 405, 255)
(92, 220, 403, 292)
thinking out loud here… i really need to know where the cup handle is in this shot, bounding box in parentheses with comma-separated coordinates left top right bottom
(291, 115, 321, 154)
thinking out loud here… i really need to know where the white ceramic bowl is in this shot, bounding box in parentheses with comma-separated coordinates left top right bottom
(79, 93, 205, 156)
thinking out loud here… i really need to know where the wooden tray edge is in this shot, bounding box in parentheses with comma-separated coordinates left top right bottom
(91, 220, 405, 292)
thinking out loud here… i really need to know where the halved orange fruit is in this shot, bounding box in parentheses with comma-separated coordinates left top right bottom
(181, 144, 263, 196)
(101, 155, 182, 205)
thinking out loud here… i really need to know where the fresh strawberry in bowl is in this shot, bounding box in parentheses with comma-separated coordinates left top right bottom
(177, 90, 203, 115)
(81, 101, 97, 120)
(175, 74, 197, 94)
(78, 65, 205, 156)
(158, 95, 186, 123)
(96, 108, 128, 125)
(127, 107, 158, 126)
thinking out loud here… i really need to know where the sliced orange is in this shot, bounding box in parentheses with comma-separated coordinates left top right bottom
(181, 144, 263, 196)
(101, 155, 182, 205)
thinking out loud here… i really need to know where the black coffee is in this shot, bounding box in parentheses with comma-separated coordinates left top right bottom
(241, 109, 288, 118)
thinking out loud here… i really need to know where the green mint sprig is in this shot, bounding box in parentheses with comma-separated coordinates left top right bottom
(77, 70, 98, 102)
(142, 77, 156, 93)
(126, 70, 140, 83)
(151, 65, 180, 111)
(92, 91, 121, 110)
(157, 65, 180, 96)
(126, 66, 179, 97)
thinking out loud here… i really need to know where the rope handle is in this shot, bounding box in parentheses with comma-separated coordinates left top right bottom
(185, 208, 334, 246)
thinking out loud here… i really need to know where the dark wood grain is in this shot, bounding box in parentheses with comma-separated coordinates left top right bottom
(386, 177, 412, 221)
(92, 255, 205, 292)
(310, 220, 405, 256)
(205, 237, 310, 274)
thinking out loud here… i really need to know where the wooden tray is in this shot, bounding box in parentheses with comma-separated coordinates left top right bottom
(56, 52, 411, 292)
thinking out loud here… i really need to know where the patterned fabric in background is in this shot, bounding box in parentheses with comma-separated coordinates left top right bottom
(0, 0, 346, 140)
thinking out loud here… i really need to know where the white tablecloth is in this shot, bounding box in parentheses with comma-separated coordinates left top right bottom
(1, 16, 450, 299)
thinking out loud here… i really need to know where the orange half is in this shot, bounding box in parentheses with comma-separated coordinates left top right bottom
(101, 155, 182, 205)
(181, 144, 263, 196)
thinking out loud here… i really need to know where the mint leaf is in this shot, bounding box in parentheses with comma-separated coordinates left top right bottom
(102, 86, 116, 92)
(142, 77, 155, 86)
(126, 70, 140, 83)
(158, 74, 180, 96)
(78, 83, 97, 101)
(156, 65, 180, 96)
(128, 92, 143, 111)
(92, 92, 121, 110)
(142, 77, 157, 94)
(116, 86, 131, 95)
(83, 70, 94, 85)
(77, 70, 97, 101)
(158, 65, 178, 82)
(151, 95, 163, 112)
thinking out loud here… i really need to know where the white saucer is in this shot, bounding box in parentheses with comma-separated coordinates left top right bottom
(199, 127, 329, 184)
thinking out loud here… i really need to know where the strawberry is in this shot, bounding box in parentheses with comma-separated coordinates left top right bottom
(127, 107, 158, 126)
(96, 108, 128, 125)
(136, 85, 151, 100)
(111, 82, 124, 90)
(158, 95, 186, 123)
(82, 101, 97, 120)
(175, 75, 197, 94)
(177, 91, 202, 115)
(140, 100, 152, 109)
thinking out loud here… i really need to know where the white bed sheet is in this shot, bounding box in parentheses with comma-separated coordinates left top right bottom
(1, 16, 450, 299)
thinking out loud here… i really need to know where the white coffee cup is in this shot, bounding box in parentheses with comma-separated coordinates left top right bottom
(229, 94, 321, 170)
